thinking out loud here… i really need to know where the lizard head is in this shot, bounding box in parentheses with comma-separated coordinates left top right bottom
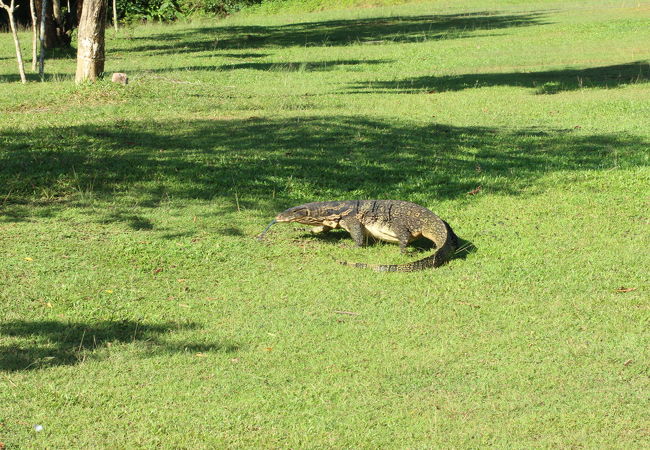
(275, 203, 323, 225)
(258, 202, 343, 241)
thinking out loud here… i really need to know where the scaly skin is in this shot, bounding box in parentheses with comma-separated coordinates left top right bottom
(263, 200, 458, 272)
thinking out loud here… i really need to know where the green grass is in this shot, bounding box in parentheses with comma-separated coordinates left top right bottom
(1, 0, 649, 447)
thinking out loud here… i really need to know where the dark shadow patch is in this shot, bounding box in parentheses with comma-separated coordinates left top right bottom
(0, 319, 239, 372)
(121, 11, 547, 56)
(0, 203, 57, 222)
(410, 236, 435, 251)
(0, 205, 31, 222)
(212, 52, 269, 58)
(453, 237, 477, 260)
(348, 61, 650, 94)
(142, 59, 389, 74)
(46, 45, 77, 60)
(299, 229, 352, 244)
(159, 231, 197, 239)
(0, 72, 75, 83)
(218, 226, 245, 236)
(101, 212, 154, 230)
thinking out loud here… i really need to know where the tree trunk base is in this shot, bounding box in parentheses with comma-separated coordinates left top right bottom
(75, 58, 105, 82)
(74, 0, 107, 83)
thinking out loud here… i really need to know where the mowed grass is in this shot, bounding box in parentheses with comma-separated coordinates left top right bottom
(1, 0, 649, 447)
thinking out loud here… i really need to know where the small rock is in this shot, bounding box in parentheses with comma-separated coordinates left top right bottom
(111, 72, 128, 85)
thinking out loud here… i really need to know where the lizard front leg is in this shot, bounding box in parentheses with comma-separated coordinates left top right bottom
(339, 217, 365, 247)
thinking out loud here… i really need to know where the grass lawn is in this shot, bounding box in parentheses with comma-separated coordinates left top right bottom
(1, 0, 649, 446)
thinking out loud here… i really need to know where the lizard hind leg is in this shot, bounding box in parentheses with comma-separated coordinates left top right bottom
(396, 227, 415, 254)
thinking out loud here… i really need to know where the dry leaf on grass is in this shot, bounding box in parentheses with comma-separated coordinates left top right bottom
(458, 301, 480, 309)
(615, 287, 637, 293)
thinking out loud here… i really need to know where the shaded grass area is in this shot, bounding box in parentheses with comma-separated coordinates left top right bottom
(125, 11, 547, 55)
(145, 58, 391, 73)
(1, 117, 645, 217)
(350, 61, 650, 94)
(0, 72, 75, 83)
(0, 320, 238, 371)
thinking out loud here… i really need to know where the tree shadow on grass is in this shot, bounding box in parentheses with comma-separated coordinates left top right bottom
(123, 11, 547, 56)
(0, 319, 238, 372)
(216, 52, 269, 59)
(101, 211, 155, 230)
(217, 226, 245, 236)
(0, 115, 647, 223)
(142, 59, 390, 74)
(0, 72, 75, 83)
(349, 61, 650, 94)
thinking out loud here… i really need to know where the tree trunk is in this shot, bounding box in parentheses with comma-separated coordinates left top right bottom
(33, 0, 70, 48)
(75, 0, 107, 83)
(52, 0, 61, 28)
(38, 0, 47, 77)
(112, 0, 117, 32)
(7, 11, 26, 83)
(1, 0, 27, 83)
(30, 0, 38, 71)
(52, 0, 70, 45)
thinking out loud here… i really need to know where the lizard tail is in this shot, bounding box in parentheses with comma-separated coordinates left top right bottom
(340, 220, 458, 272)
